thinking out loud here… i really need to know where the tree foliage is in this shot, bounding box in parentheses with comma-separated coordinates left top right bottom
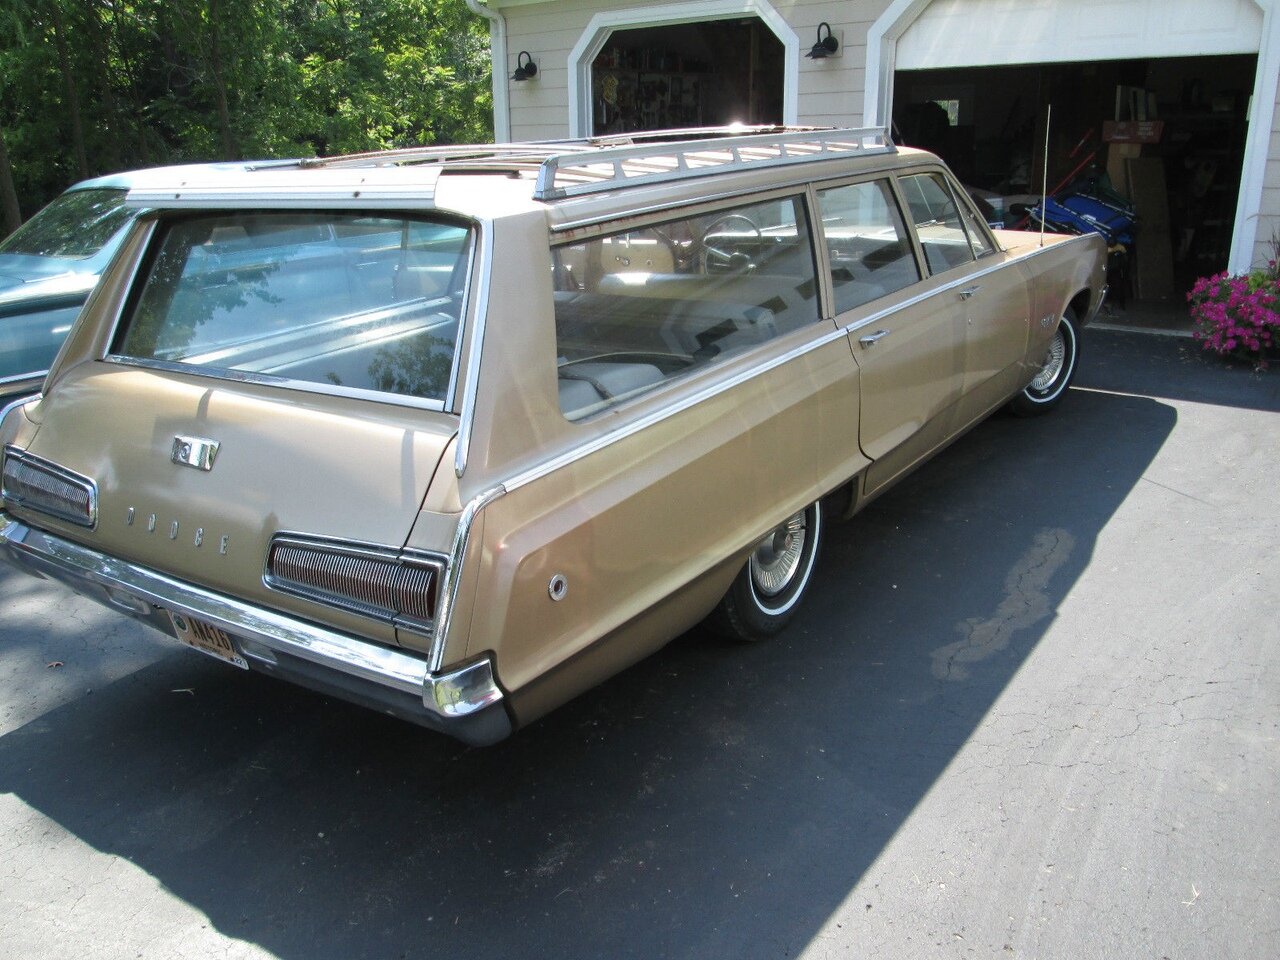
(0, 0, 493, 230)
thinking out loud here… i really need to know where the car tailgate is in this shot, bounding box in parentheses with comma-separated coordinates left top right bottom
(16, 362, 456, 618)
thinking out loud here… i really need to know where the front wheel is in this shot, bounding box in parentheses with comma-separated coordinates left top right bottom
(1009, 307, 1079, 416)
(709, 499, 822, 642)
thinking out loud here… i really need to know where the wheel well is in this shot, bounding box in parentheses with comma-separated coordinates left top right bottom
(1068, 289, 1091, 323)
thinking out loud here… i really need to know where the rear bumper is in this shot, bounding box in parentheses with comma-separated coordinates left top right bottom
(0, 511, 511, 746)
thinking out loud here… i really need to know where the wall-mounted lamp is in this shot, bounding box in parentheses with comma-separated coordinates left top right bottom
(806, 22, 839, 60)
(511, 51, 538, 82)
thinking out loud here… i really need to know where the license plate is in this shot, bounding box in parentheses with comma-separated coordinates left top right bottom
(167, 611, 248, 670)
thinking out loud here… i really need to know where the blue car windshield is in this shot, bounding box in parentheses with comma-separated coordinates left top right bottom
(0, 188, 131, 259)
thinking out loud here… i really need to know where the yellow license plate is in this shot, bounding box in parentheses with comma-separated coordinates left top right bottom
(167, 611, 248, 670)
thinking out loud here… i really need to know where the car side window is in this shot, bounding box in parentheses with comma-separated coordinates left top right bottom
(552, 194, 820, 421)
(816, 179, 921, 315)
(898, 173, 977, 275)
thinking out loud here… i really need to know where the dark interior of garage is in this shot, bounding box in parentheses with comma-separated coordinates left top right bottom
(894, 55, 1257, 303)
(591, 19, 783, 135)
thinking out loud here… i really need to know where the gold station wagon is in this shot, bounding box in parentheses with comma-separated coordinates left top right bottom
(0, 128, 1105, 745)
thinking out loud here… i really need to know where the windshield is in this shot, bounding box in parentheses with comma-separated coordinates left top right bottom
(115, 212, 472, 405)
(0, 188, 131, 259)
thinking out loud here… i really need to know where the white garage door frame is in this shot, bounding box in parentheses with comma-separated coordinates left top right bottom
(865, 0, 1280, 274)
(566, 0, 800, 138)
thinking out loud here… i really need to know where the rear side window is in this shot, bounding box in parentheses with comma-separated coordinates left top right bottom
(898, 173, 978, 275)
(116, 213, 472, 404)
(816, 179, 920, 314)
(552, 194, 820, 420)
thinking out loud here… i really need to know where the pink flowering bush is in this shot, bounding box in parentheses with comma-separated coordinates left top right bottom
(1187, 262, 1280, 366)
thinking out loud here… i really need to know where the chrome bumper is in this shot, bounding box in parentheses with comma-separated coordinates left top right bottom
(0, 511, 511, 746)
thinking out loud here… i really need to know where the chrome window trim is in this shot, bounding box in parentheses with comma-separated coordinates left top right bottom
(100, 218, 158, 358)
(840, 235, 1092, 336)
(263, 531, 447, 633)
(0, 393, 41, 423)
(103, 214, 475, 416)
(548, 155, 938, 234)
(0, 370, 49, 388)
(504, 326, 848, 495)
(443, 225, 480, 413)
(1, 444, 99, 528)
(430, 483, 505, 673)
(101, 356, 451, 413)
(453, 220, 494, 478)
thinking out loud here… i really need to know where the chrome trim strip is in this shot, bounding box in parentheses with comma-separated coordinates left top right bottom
(549, 154, 933, 234)
(0, 393, 40, 426)
(0, 370, 47, 387)
(101, 356, 450, 413)
(443, 227, 480, 413)
(429, 483, 506, 673)
(454, 221, 494, 478)
(840, 237, 1093, 337)
(0, 511, 504, 724)
(502, 326, 849, 494)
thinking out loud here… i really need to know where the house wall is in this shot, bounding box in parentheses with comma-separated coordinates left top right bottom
(1258, 69, 1280, 266)
(494, 0, 1278, 272)
(499, 0, 892, 141)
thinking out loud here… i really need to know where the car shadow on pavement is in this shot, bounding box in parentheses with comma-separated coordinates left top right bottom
(0, 371, 1177, 959)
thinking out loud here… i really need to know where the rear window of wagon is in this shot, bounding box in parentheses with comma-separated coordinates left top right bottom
(114, 212, 473, 405)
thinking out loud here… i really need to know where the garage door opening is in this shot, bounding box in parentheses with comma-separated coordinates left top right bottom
(590, 19, 784, 135)
(894, 55, 1256, 305)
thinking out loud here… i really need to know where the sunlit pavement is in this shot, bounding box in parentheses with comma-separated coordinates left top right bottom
(1, 329, 1276, 960)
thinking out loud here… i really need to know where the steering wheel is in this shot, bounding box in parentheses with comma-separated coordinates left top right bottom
(700, 213, 762, 269)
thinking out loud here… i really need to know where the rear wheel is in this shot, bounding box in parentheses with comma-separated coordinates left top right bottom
(1010, 307, 1079, 416)
(710, 499, 822, 642)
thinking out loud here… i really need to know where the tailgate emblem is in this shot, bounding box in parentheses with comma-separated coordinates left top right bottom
(171, 435, 220, 471)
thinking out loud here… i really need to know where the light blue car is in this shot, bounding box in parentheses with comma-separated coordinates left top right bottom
(0, 162, 295, 401)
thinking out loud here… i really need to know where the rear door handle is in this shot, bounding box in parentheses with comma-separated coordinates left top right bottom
(858, 329, 890, 347)
(959, 285, 981, 300)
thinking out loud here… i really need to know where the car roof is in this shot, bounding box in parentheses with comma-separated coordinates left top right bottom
(65, 159, 304, 194)
(102, 129, 944, 227)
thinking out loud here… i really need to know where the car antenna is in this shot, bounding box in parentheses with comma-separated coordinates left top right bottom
(1040, 103, 1052, 248)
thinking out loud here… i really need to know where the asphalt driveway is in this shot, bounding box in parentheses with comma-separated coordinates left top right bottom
(0, 329, 1276, 960)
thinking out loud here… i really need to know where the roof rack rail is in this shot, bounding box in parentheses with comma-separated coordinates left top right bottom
(533, 126, 894, 202)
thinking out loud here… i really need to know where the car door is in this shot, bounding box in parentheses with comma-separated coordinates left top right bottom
(814, 175, 963, 495)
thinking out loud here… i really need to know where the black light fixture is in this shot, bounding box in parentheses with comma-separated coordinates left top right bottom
(806, 22, 839, 60)
(511, 51, 538, 82)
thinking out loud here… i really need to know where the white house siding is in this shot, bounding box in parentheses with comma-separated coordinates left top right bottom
(498, 0, 892, 141)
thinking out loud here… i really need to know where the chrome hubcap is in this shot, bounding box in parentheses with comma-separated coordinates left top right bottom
(749, 511, 807, 597)
(1030, 330, 1067, 393)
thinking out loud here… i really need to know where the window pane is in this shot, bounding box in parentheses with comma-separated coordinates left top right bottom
(117, 213, 471, 403)
(0, 189, 131, 260)
(553, 195, 819, 420)
(956, 190, 996, 258)
(817, 179, 920, 314)
(899, 173, 976, 275)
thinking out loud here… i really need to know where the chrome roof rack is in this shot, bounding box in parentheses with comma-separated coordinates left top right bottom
(532, 126, 895, 201)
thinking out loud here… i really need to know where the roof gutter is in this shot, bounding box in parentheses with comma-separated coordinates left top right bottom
(465, 0, 511, 143)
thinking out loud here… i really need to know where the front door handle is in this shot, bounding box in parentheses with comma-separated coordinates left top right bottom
(858, 329, 890, 347)
(959, 285, 981, 300)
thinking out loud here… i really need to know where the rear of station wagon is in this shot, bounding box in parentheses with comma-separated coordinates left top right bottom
(0, 129, 1105, 744)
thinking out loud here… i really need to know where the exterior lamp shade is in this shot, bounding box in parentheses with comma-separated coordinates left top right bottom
(512, 51, 538, 82)
(807, 23, 839, 59)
